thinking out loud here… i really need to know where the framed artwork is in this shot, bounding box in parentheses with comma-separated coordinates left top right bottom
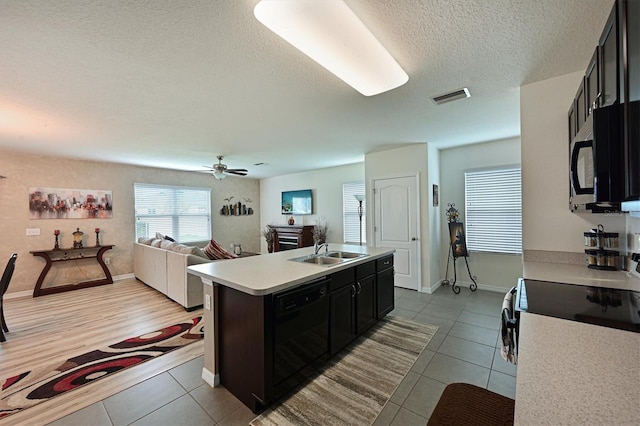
(433, 184, 439, 207)
(449, 222, 468, 258)
(29, 187, 113, 219)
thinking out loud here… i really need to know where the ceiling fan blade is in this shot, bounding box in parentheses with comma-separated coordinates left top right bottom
(226, 170, 248, 176)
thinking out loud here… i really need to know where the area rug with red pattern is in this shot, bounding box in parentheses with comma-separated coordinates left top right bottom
(0, 316, 203, 418)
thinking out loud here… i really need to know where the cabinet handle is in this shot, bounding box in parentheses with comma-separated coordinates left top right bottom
(383, 260, 390, 265)
(351, 284, 356, 298)
(356, 282, 362, 295)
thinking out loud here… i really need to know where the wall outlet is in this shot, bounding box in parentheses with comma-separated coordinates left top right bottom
(205, 294, 211, 311)
(26, 228, 40, 236)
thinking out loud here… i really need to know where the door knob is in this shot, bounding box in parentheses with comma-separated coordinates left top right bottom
(411, 237, 417, 241)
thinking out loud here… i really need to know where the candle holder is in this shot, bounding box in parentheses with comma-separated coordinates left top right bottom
(95, 228, 101, 246)
(53, 230, 60, 250)
(73, 228, 84, 249)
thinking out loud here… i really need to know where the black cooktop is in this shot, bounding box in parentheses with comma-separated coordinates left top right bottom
(516, 279, 640, 333)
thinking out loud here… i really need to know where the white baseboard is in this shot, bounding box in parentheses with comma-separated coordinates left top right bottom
(114, 273, 135, 281)
(202, 367, 220, 388)
(423, 279, 511, 295)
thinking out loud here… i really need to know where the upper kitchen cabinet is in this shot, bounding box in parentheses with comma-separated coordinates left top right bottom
(622, 0, 639, 200)
(599, 5, 619, 108)
(585, 48, 599, 118)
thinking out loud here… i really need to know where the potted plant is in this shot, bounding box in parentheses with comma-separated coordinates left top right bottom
(262, 226, 275, 253)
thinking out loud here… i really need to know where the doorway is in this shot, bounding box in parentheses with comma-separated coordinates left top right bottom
(372, 175, 420, 290)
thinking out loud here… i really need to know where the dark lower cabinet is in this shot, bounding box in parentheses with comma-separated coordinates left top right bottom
(218, 257, 395, 414)
(376, 256, 395, 318)
(356, 274, 377, 334)
(329, 282, 356, 356)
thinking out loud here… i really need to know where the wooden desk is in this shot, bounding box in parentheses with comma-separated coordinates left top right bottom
(30, 245, 114, 297)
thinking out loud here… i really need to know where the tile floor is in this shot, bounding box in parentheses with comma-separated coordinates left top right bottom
(48, 285, 515, 426)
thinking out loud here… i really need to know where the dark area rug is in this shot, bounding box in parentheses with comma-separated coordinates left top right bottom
(251, 316, 438, 426)
(0, 316, 203, 418)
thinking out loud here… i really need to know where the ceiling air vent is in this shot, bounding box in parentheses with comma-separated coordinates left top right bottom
(431, 87, 471, 105)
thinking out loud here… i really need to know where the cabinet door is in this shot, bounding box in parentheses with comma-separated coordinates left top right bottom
(625, 0, 640, 200)
(329, 284, 356, 356)
(376, 267, 394, 319)
(575, 79, 586, 133)
(599, 5, 618, 108)
(356, 275, 377, 334)
(568, 104, 576, 143)
(585, 48, 599, 116)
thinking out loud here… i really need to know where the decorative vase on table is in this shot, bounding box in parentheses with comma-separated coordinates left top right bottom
(288, 216, 295, 225)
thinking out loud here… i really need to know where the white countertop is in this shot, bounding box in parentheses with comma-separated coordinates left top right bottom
(523, 261, 639, 291)
(515, 312, 640, 425)
(187, 244, 395, 295)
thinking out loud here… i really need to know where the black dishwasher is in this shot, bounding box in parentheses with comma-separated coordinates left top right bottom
(273, 278, 329, 396)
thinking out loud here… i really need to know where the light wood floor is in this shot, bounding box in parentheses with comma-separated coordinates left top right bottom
(0, 278, 204, 426)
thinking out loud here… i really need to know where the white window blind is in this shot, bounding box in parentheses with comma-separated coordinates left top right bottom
(464, 167, 522, 255)
(134, 183, 211, 243)
(343, 182, 366, 244)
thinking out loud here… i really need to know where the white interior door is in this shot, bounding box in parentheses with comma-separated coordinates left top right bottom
(373, 175, 420, 290)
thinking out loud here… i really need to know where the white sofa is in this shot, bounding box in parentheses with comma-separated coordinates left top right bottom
(133, 241, 215, 310)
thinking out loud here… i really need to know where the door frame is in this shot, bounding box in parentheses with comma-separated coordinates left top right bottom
(369, 172, 422, 291)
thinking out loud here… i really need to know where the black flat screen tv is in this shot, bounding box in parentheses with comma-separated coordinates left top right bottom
(281, 189, 312, 215)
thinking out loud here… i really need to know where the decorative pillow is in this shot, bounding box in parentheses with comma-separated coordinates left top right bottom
(192, 246, 209, 259)
(170, 244, 195, 255)
(160, 240, 177, 250)
(164, 235, 176, 242)
(155, 232, 165, 240)
(150, 238, 163, 248)
(203, 239, 238, 260)
(138, 237, 154, 245)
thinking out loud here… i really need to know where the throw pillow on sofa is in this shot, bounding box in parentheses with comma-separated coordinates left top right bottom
(203, 239, 238, 260)
(151, 238, 163, 247)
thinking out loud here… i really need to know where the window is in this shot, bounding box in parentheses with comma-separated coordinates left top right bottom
(134, 183, 211, 243)
(343, 182, 366, 244)
(464, 167, 522, 254)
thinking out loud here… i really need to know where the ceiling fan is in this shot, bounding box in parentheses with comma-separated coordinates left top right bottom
(203, 155, 248, 180)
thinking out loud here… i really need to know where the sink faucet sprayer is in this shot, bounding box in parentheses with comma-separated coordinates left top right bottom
(314, 242, 328, 254)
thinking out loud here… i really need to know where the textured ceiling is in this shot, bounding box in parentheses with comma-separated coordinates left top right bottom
(0, 0, 614, 178)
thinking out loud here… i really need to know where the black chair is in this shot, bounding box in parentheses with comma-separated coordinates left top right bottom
(1, 253, 18, 342)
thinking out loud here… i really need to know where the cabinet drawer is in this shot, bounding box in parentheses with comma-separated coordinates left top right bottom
(329, 268, 355, 291)
(376, 255, 394, 271)
(356, 260, 376, 279)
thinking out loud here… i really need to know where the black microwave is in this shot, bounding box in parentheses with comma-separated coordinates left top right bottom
(569, 104, 625, 212)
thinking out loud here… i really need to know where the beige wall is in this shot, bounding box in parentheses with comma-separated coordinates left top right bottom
(439, 138, 523, 291)
(0, 150, 260, 295)
(259, 163, 365, 251)
(520, 72, 625, 253)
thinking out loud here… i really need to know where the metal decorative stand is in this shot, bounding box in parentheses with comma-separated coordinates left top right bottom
(442, 203, 478, 294)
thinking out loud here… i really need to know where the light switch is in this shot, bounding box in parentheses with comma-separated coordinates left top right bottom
(26, 228, 40, 236)
(205, 294, 211, 310)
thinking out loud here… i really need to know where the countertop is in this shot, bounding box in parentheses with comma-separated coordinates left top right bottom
(523, 261, 639, 291)
(187, 244, 395, 296)
(514, 312, 640, 425)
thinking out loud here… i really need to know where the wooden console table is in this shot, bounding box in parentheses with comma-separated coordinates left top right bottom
(30, 245, 114, 297)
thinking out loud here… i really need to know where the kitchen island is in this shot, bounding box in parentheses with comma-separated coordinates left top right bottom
(187, 244, 395, 412)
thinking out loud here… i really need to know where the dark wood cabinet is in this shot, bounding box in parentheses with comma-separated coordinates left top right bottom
(568, 103, 577, 143)
(376, 255, 395, 319)
(328, 260, 378, 356)
(599, 5, 619, 108)
(269, 225, 314, 251)
(329, 282, 356, 356)
(219, 257, 394, 413)
(622, 0, 640, 200)
(585, 48, 599, 117)
(355, 262, 376, 335)
(575, 79, 587, 134)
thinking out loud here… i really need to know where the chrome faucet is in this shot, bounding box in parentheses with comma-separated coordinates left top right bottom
(314, 242, 328, 254)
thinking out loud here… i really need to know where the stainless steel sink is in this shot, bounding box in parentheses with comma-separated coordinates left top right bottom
(289, 251, 368, 267)
(300, 256, 343, 265)
(325, 251, 365, 259)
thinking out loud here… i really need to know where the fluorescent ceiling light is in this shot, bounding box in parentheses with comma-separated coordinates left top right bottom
(254, 0, 409, 96)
